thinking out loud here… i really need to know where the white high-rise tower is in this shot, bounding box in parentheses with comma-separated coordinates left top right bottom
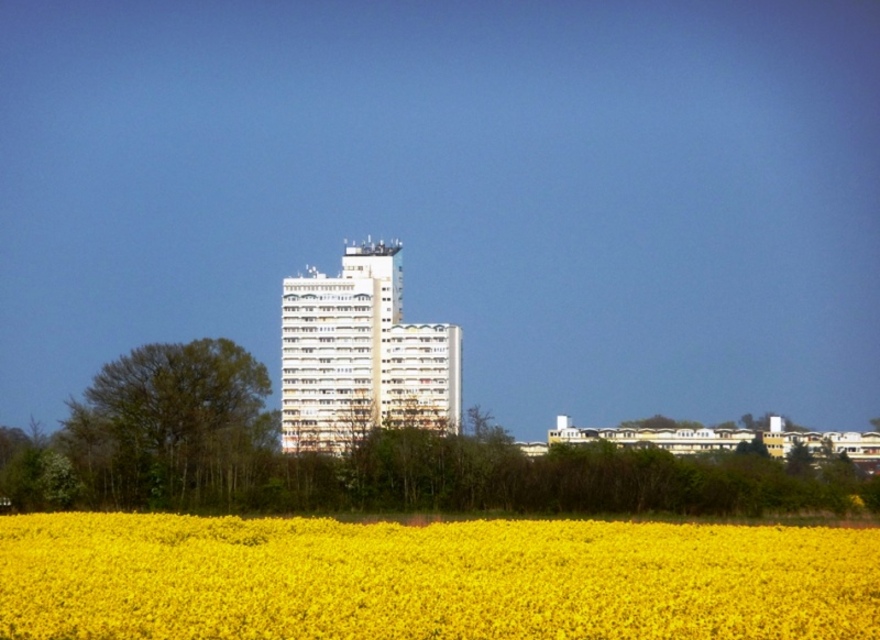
(281, 239, 462, 454)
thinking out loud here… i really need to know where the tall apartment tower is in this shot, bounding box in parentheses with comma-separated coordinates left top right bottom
(281, 239, 462, 454)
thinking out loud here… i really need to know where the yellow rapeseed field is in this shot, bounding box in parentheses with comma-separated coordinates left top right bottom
(0, 513, 878, 639)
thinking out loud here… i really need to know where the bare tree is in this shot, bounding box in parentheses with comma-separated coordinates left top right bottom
(28, 416, 48, 450)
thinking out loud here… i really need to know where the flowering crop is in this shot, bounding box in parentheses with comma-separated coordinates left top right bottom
(0, 513, 878, 639)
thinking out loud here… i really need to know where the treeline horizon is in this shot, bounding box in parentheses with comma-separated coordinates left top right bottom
(1, 337, 879, 518)
(3, 414, 880, 518)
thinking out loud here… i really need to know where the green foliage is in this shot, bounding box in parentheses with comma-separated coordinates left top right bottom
(0, 426, 31, 470)
(0, 447, 44, 511)
(618, 415, 683, 431)
(785, 440, 815, 478)
(860, 474, 880, 514)
(342, 422, 527, 513)
(0, 443, 82, 512)
(13, 386, 880, 518)
(735, 437, 770, 457)
(37, 451, 82, 509)
(57, 338, 273, 512)
(739, 412, 810, 433)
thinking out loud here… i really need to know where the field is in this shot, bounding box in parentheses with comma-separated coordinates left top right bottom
(1, 513, 878, 639)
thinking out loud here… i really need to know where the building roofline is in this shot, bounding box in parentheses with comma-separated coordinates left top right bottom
(344, 238, 402, 257)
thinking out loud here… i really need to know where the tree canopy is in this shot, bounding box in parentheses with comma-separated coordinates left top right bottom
(60, 338, 274, 510)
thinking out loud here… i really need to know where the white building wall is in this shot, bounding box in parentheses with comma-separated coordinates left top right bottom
(769, 416, 784, 433)
(546, 418, 880, 463)
(383, 323, 462, 433)
(764, 430, 880, 462)
(282, 240, 460, 453)
(548, 422, 755, 454)
(281, 273, 377, 453)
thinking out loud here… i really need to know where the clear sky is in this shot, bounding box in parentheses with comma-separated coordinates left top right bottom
(2, 1, 878, 441)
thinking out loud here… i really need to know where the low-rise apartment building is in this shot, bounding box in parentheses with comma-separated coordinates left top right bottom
(546, 415, 880, 466)
(548, 415, 755, 455)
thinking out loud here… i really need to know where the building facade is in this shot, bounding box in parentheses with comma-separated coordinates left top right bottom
(547, 415, 880, 467)
(548, 415, 756, 455)
(762, 428, 880, 463)
(281, 239, 462, 454)
(383, 323, 462, 429)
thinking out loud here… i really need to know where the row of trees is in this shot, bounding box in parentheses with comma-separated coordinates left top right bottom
(2, 338, 880, 517)
(4, 417, 880, 517)
(2, 339, 277, 512)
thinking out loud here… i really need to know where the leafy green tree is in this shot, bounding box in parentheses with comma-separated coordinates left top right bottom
(37, 451, 82, 509)
(785, 440, 815, 478)
(0, 429, 82, 512)
(628, 446, 681, 513)
(53, 403, 116, 508)
(60, 338, 272, 511)
(862, 474, 880, 514)
(452, 407, 520, 511)
(870, 418, 880, 431)
(0, 447, 43, 511)
(783, 418, 811, 433)
(818, 452, 861, 516)
(0, 426, 31, 473)
(619, 415, 679, 431)
(739, 412, 810, 433)
(735, 437, 770, 457)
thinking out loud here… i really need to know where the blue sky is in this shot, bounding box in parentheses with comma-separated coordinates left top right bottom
(2, 1, 878, 441)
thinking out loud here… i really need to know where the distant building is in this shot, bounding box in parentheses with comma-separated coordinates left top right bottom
(548, 415, 754, 455)
(515, 442, 550, 457)
(281, 239, 462, 454)
(762, 422, 880, 464)
(547, 414, 880, 467)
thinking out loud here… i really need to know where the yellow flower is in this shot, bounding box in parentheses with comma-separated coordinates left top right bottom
(0, 513, 878, 639)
